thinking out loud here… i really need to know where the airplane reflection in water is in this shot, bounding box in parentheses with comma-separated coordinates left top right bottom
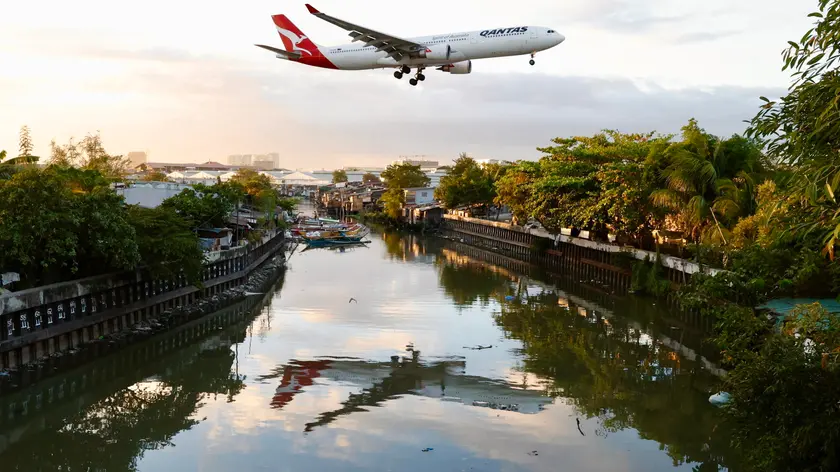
(256, 353, 554, 432)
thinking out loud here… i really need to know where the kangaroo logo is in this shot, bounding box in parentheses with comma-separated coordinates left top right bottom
(276, 27, 313, 55)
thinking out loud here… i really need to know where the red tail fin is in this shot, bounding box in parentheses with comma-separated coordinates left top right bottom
(271, 14, 319, 56)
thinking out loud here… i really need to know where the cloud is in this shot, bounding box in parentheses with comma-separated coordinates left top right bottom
(0, 4, 794, 167)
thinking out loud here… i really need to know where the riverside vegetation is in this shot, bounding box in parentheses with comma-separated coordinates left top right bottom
(0, 130, 297, 290)
(4, 2, 840, 467)
(366, 2, 840, 470)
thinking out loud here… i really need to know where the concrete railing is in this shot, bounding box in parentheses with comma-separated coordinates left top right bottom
(442, 214, 722, 277)
(0, 231, 285, 367)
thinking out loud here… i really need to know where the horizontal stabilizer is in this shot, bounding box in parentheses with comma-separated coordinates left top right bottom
(255, 44, 301, 59)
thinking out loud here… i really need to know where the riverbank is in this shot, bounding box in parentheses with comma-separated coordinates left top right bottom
(0, 251, 287, 393)
(0, 230, 735, 471)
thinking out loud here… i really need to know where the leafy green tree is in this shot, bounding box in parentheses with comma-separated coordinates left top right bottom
(162, 182, 242, 229)
(0, 167, 140, 286)
(746, 0, 840, 258)
(127, 205, 205, 283)
(434, 155, 494, 209)
(379, 162, 430, 220)
(494, 160, 540, 225)
(332, 169, 348, 183)
(496, 130, 663, 237)
(0, 167, 84, 285)
(362, 172, 381, 184)
(49, 133, 130, 179)
(1, 127, 39, 179)
(381, 162, 430, 189)
(142, 171, 170, 182)
(277, 197, 300, 214)
(648, 119, 765, 244)
(71, 188, 141, 277)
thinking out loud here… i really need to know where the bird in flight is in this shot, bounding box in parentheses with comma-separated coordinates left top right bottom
(349, 298, 357, 303)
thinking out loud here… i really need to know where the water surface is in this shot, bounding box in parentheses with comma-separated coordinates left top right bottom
(0, 231, 736, 471)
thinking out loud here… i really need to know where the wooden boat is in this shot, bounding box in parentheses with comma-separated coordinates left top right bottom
(300, 224, 370, 247)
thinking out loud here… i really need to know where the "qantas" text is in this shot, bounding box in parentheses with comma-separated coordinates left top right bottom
(480, 27, 528, 36)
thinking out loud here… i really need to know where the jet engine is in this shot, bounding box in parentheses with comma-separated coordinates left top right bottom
(437, 60, 472, 74)
(422, 44, 451, 61)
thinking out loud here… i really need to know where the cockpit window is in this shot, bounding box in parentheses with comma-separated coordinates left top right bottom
(547, 29, 556, 33)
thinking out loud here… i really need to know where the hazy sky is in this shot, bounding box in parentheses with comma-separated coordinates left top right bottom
(0, 0, 815, 168)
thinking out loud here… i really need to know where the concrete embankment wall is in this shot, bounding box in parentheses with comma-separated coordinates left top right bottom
(0, 231, 286, 369)
(0, 275, 283, 454)
(441, 215, 718, 296)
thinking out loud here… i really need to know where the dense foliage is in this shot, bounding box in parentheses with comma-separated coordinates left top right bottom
(380, 162, 430, 219)
(331, 169, 348, 183)
(0, 129, 291, 289)
(434, 154, 495, 210)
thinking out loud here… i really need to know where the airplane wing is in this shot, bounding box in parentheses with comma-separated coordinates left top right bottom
(255, 43, 302, 59)
(305, 4, 425, 61)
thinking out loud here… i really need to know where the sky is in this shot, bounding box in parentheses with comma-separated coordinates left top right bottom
(0, 0, 817, 168)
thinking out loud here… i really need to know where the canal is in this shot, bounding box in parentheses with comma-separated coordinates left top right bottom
(0, 231, 737, 471)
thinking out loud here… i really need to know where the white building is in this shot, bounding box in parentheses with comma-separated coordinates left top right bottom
(116, 182, 194, 208)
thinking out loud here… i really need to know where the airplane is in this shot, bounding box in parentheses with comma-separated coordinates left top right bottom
(255, 4, 566, 86)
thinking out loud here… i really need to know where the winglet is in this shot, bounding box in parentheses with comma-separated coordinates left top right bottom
(305, 4, 320, 14)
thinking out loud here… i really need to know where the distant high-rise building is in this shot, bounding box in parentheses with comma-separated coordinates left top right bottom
(228, 154, 252, 166)
(127, 151, 147, 168)
(267, 152, 280, 169)
(393, 156, 439, 168)
(253, 159, 274, 170)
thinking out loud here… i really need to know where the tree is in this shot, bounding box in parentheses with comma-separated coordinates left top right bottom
(127, 205, 205, 284)
(434, 155, 494, 209)
(495, 130, 665, 237)
(332, 169, 348, 183)
(142, 171, 170, 182)
(161, 182, 243, 229)
(0, 127, 40, 179)
(0, 167, 140, 286)
(380, 162, 430, 189)
(378, 163, 430, 220)
(648, 119, 765, 244)
(49, 133, 131, 179)
(494, 161, 540, 225)
(17, 125, 39, 163)
(362, 172, 381, 184)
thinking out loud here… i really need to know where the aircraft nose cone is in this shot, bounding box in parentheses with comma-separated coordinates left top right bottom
(557, 34, 566, 44)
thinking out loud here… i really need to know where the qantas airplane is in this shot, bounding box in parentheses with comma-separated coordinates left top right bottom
(255, 4, 566, 86)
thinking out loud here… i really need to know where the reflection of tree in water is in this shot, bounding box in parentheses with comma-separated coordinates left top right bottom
(432, 245, 738, 470)
(434, 250, 518, 307)
(494, 294, 739, 470)
(0, 324, 255, 470)
(379, 231, 429, 262)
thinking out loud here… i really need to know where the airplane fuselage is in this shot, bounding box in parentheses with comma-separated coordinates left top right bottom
(259, 6, 566, 82)
(280, 26, 564, 71)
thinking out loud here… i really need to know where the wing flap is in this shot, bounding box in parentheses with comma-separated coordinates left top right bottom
(304, 4, 425, 60)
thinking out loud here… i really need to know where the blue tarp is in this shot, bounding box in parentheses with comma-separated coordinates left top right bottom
(757, 298, 840, 329)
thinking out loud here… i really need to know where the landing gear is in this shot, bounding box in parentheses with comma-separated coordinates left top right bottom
(401, 65, 411, 74)
(529, 52, 536, 66)
(415, 67, 426, 83)
(394, 70, 403, 79)
(409, 78, 418, 86)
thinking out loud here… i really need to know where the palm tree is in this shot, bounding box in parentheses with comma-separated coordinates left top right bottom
(649, 119, 764, 245)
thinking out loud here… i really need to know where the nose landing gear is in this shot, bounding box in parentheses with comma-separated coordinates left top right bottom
(529, 52, 536, 66)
